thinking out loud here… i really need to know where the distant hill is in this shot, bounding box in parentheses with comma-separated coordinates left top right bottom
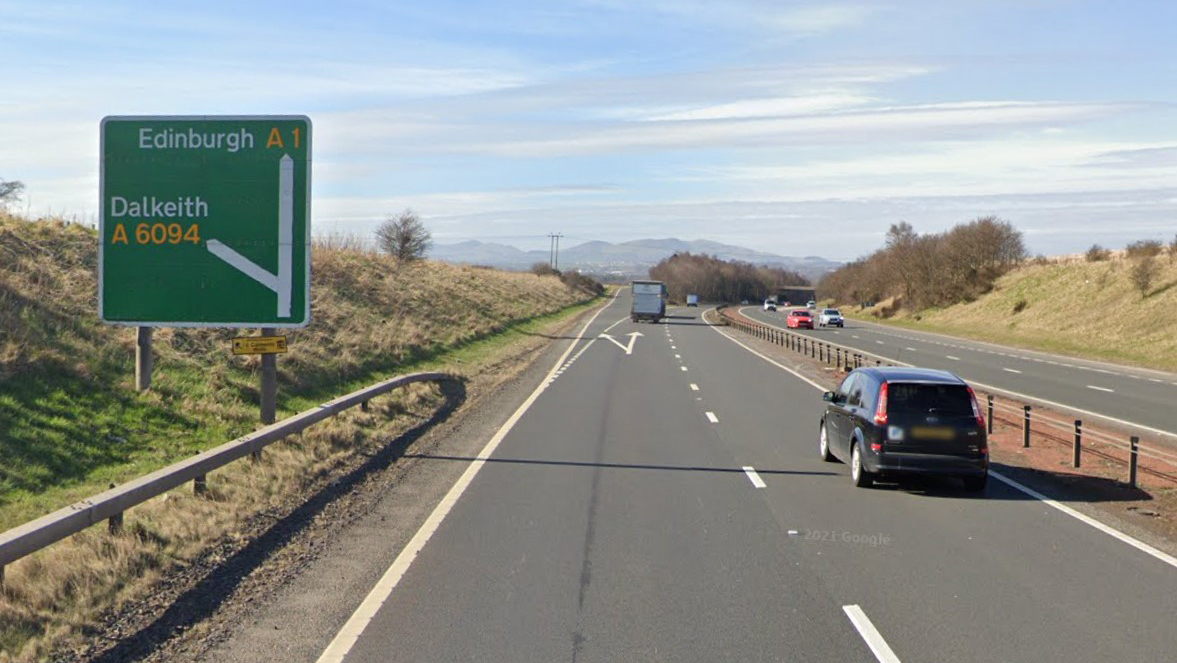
(429, 238, 841, 281)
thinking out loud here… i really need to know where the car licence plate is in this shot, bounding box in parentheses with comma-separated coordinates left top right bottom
(911, 426, 954, 440)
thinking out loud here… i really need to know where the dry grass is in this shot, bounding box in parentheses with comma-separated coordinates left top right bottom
(0, 385, 442, 662)
(863, 253, 1177, 370)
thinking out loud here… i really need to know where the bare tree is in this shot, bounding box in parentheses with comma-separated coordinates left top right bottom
(375, 209, 431, 264)
(0, 179, 24, 211)
(1130, 254, 1159, 297)
(1086, 244, 1110, 262)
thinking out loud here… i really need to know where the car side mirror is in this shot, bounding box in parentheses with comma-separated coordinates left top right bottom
(822, 391, 836, 402)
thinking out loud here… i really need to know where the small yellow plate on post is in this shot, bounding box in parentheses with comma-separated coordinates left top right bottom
(232, 336, 288, 355)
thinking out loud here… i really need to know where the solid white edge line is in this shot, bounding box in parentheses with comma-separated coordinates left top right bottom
(750, 313, 1177, 441)
(707, 322, 826, 391)
(711, 312, 1177, 573)
(989, 471, 1177, 570)
(742, 466, 767, 488)
(315, 290, 621, 663)
(705, 411, 719, 423)
(843, 605, 902, 663)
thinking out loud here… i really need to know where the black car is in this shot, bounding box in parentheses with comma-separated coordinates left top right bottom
(819, 367, 988, 491)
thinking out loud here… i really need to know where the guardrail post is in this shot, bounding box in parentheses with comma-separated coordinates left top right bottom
(361, 400, 370, 412)
(986, 395, 994, 434)
(1129, 436, 1139, 488)
(194, 474, 208, 496)
(1073, 420, 1082, 468)
(1022, 405, 1031, 448)
(108, 512, 123, 535)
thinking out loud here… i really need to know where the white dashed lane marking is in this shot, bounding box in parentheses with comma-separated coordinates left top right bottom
(742, 466, 766, 488)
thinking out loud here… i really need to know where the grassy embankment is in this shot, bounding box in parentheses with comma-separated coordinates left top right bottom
(0, 214, 601, 660)
(853, 254, 1177, 371)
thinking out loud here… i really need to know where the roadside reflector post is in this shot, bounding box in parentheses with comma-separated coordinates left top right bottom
(1129, 436, 1139, 488)
(135, 326, 153, 391)
(836, 347, 842, 369)
(986, 395, 994, 434)
(1073, 420, 1082, 468)
(1022, 405, 1031, 448)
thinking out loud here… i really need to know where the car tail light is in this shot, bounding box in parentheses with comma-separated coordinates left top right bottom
(870, 442, 883, 452)
(966, 386, 985, 429)
(874, 382, 888, 426)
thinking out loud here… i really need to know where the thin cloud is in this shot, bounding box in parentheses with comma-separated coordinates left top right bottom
(770, 5, 875, 35)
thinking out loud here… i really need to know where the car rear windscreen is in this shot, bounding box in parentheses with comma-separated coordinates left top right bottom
(886, 383, 972, 417)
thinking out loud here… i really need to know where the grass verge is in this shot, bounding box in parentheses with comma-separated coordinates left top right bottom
(0, 289, 603, 663)
(0, 213, 598, 532)
(847, 255, 1177, 372)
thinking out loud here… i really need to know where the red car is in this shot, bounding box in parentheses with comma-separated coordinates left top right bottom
(786, 310, 814, 329)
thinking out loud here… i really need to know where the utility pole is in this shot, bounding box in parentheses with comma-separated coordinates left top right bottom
(547, 232, 563, 269)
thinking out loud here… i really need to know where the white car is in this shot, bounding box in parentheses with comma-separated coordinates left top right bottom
(818, 308, 843, 327)
(763, 299, 777, 311)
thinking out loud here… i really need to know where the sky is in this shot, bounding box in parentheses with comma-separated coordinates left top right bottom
(2, 0, 1176, 261)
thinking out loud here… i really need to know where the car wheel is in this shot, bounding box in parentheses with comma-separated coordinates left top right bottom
(850, 442, 873, 488)
(820, 423, 835, 462)
(962, 475, 988, 492)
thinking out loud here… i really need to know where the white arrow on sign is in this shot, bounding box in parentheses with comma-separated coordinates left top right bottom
(207, 154, 294, 318)
(599, 331, 642, 355)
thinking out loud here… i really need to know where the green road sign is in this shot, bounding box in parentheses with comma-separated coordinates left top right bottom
(100, 115, 312, 327)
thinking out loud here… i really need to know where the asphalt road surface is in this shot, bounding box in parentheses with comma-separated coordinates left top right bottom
(743, 305, 1177, 439)
(304, 291, 1177, 663)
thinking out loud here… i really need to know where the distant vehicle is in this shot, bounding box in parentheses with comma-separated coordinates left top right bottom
(819, 367, 988, 491)
(806, 300, 816, 309)
(786, 310, 813, 329)
(818, 308, 843, 327)
(763, 299, 777, 311)
(631, 280, 667, 322)
(741, 299, 749, 305)
(782, 301, 791, 307)
(686, 294, 699, 307)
